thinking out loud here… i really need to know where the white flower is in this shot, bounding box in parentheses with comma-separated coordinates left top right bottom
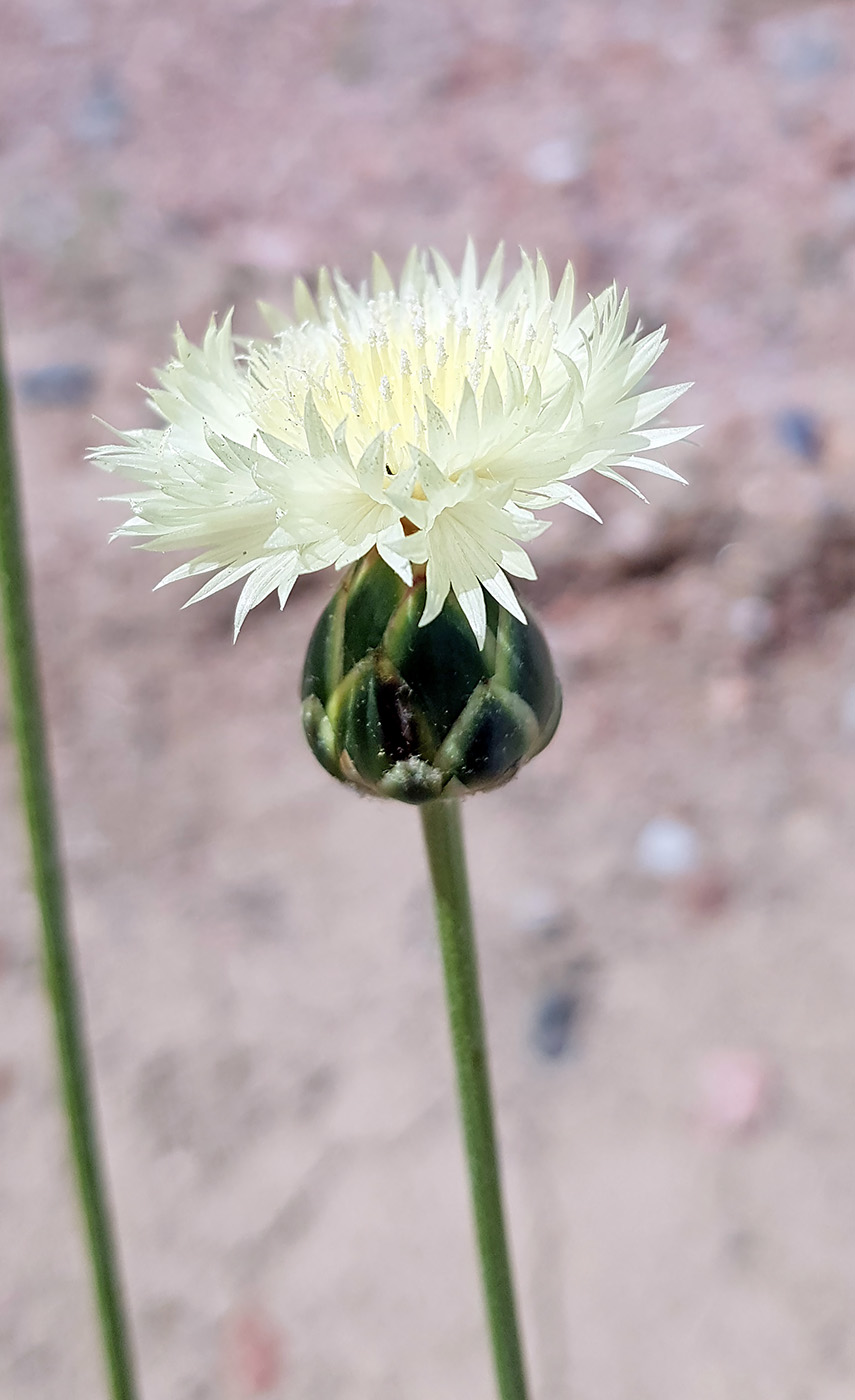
(92, 243, 696, 645)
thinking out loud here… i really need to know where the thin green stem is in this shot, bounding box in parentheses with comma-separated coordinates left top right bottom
(420, 796, 530, 1400)
(0, 312, 139, 1400)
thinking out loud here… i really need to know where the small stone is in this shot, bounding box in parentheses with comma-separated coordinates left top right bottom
(71, 72, 129, 148)
(225, 1309, 283, 1396)
(18, 363, 97, 408)
(698, 1049, 772, 1136)
(840, 683, 855, 736)
(680, 868, 730, 919)
(509, 885, 565, 940)
(635, 816, 701, 880)
(530, 989, 580, 1061)
(759, 14, 841, 82)
(775, 409, 824, 464)
(727, 595, 776, 647)
(524, 134, 589, 187)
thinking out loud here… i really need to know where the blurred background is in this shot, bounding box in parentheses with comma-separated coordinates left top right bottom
(3, 1, 855, 1397)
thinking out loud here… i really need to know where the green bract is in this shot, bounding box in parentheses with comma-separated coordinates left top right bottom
(301, 552, 561, 804)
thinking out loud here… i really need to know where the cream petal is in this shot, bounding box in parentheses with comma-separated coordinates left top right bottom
(233, 555, 298, 638)
(456, 584, 488, 648)
(482, 570, 526, 623)
(96, 245, 696, 638)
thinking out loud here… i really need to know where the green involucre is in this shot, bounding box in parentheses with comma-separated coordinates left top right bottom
(301, 552, 561, 803)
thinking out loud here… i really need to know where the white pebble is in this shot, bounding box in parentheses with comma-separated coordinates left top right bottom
(635, 816, 700, 879)
(524, 135, 589, 187)
(728, 595, 775, 646)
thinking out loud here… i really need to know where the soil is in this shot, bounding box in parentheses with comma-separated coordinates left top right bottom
(2, 2, 855, 1398)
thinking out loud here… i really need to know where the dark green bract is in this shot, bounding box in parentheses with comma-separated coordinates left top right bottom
(301, 552, 562, 804)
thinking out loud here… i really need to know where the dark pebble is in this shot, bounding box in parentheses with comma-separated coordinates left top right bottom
(530, 989, 580, 1061)
(773, 33, 839, 82)
(18, 364, 97, 408)
(71, 72, 129, 148)
(775, 409, 824, 464)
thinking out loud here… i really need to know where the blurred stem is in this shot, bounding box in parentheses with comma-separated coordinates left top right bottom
(0, 312, 139, 1400)
(420, 797, 530, 1400)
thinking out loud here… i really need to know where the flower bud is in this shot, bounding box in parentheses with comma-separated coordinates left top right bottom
(301, 552, 561, 804)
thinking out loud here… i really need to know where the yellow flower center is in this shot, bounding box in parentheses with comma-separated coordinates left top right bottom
(246, 288, 554, 474)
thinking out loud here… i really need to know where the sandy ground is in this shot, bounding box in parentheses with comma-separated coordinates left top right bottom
(3, 1, 855, 1397)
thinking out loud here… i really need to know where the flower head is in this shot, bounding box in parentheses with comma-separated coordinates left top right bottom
(93, 243, 695, 645)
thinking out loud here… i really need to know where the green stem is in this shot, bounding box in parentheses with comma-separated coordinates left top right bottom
(0, 313, 139, 1399)
(420, 796, 530, 1400)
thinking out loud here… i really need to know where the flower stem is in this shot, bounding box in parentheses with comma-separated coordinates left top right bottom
(0, 315, 139, 1399)
(419, 796, 530, 1400)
